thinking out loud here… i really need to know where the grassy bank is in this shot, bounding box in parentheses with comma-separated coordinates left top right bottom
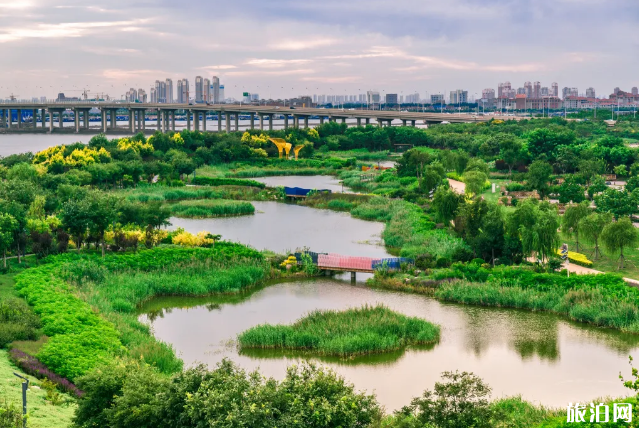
(13, 244, 273, 380)
(238, 305, 440, 357)
(169, 199, 255, 218)
(119, 184, 269, 203)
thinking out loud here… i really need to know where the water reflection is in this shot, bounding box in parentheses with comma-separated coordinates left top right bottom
(139, 279, 639, 409)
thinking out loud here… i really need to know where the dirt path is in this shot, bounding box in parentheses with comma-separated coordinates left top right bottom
(527, 257, 639, 287)
(448, 178, 466, 194)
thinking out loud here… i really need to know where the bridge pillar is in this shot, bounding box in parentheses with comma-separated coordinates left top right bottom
(58, 111, 63, 128)
(74, 109, 80, 133)
(110, 110, 116, 129)
(41, 109, 46, 128)
(202, 112, 207, 132)
(341, 118, 346, 124)
(143, 110, 147, 130)
(225, 113, 230, 132)
(259, 114, 264, 130)
(293, 115, 299, 128)
(194, 111, 199, 131)
(84, 110, 89, 130)
(128, 109, 134, 133)
(0, 109, 4, 128)
(304, 116, 309, 128)
(157, 110, 162, 131)
(234, 113, 239, 131)
(47, 110, 52, 133)
(402, 119, 407, 126)
(377, 118, 383, 127)
(171, 111, 175, 131)
(387, 119, 393, 127)
(17, 109, 22, 129)
(268, 114, 273, 131)
(186, 110, 191, 131)
(411, 120, 416, 127)
(217, 112, 222, 132)
(284, 114, 289, 129)
(250, 113, 254, 130)
(319, 116, 324, 125)
(101, 110, 107, 133)
(365, 118, 370, 125)
(351, 272, 356, 282)
(357, 118, 361, 127)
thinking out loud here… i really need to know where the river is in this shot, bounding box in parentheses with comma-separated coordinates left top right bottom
(140, 278, 639, 411)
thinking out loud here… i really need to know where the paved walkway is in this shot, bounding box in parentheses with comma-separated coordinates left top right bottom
(448, 178, 466, 194)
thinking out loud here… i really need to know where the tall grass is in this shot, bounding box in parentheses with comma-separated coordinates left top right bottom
(232, 167, 328, 177)
(169, 199, 255, 218)
(238, 304, 440, 357)
(301, 193, 372, 211)
(120, 185, 267, 203)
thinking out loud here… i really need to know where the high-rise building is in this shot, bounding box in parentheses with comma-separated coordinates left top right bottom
(482, 88, 495, 100)
(385, 93, 398, 105)
(150, 88, 157, 103)
(632, 87, 638, 96)
(126, 88, 137, 102)
(211, 76, 220, 103)
(165, 79, 173, 103)
(405, 93, 420, 103)
(154, 80, 167, 103)
(219, 85, 225, 102)
(540, 87, 549, 96)
(551, 83, 559, 97)
(533, 82, 541, 98)
(358, 94, 366, 103)
(524, 82, 532, 98)
(517, 88, 526, 95)
(586, 87, 596, 98)
(203, 78, 211, 103)
(366, 90, 380, 105)
(138, 89, 147, 103)
(176, 78, 189, 103)
(449, 90, 468, 104)
(195, 76, 204, 103)
(614, 87, 620, 94)
(431, 94, 445, 105)
(561, 87, 577, 99)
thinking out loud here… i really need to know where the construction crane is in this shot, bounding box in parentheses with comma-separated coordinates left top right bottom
(60, 89, 91, 100)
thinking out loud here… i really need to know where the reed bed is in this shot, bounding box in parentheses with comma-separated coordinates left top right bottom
(121, 185, 266, 203)
(169, 199, 255, 218)
(238, 304, 440, 357)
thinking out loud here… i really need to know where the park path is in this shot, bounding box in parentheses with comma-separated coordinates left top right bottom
(448, 178, 466, 194)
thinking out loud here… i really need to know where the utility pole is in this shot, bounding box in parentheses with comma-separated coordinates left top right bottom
(13, 372, 29, 428)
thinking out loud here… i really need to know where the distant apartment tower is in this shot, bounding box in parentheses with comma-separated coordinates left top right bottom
(517, 87, 526, 95)
(126, 88, 137, 102)
(385, 93, 398, 105)
(154, 80, 167, 103)
(449, 90, 468, 104)
(211, 76, 220, 103)
(203, 78, 211, 103)
(482, 88, 495, 100)
(405, 93, 420, 103)
(431, 94, 445, 105)
(632, 87, 638, 96)
(562, 87, 579, 99)
(165, 79, 173, 103)
(195, 76, 204, 103)
(150, 88, 157, 103)
(219, 85, 225, 102)
(551, 82, 559, 97)
(177, 79, 189, 103)
(523, 82, 532, 98)
(540, 87, 549, 96)
(533, 82, 541, 98)
(138, 89, 147, 103)
(366, 90, 380, 105)
(586, 87, 596, 98)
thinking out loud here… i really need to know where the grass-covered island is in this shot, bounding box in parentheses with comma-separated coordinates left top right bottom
(237, 305, 440, 357)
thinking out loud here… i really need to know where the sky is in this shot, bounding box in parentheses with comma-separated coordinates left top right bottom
(1, 0, 638, 101)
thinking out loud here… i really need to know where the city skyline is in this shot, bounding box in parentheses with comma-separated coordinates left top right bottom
(1, 0, 638, 100)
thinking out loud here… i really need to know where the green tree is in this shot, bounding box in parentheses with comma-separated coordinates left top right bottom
(577, 159, 605, 185)
(579, 212, 612, 260)
(556, 178, 586, 204)
(601, 218, 639, 269)
(395, 371, 492, 428)
(526, 160, 553, 198)
(561, 201, 591, 252)
(0, 213, 18, 268)
(587, 175, 608, 199)
(499, 136, 526, 176)
(420, 163, 446, 194)
(60, 197, 93, 251)
(525, 128, 575, 161)
(476, 203, 506, 266)
(88, 192, 120, 257)
(462, 171, 487, 196)
(507, 200, 559, 262)
(432, 186, 463, 225)
(594, 188, 639, 219)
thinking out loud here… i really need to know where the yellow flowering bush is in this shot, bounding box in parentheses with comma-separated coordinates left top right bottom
(172, 230, 214, 247)
(172, 134, 185, 146)
(33, 145, 112, 170)
(241, 132, 269, 147)
(555, 249, 593, 268)
(280, 255, 297, 268)
(117, 138, 154, 156)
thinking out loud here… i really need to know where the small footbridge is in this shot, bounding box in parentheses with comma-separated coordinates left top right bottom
(294, 251, 413, 280)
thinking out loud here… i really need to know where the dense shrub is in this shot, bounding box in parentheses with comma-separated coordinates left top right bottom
(0, 298, 41, 347)
(191, 176, 265, 188)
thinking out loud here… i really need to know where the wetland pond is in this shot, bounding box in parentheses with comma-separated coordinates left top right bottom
(153, 199, 639, 411)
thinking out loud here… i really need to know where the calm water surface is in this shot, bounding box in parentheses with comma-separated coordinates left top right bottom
(140, 279, 639, 411)
(169, 201, 388, 257)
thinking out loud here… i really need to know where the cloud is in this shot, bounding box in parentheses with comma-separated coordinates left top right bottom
(245, 58, 312, 68)
(268, 38, 337, 51)
(0, 19, 152, 42)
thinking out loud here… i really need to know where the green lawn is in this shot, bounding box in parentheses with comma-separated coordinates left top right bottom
(560, 233, 639, 279)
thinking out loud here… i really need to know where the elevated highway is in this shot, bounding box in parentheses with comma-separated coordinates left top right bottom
(0, 101, 499, 134)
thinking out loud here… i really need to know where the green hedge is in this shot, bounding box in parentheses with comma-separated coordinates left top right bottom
(191, 176, 265, 188)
